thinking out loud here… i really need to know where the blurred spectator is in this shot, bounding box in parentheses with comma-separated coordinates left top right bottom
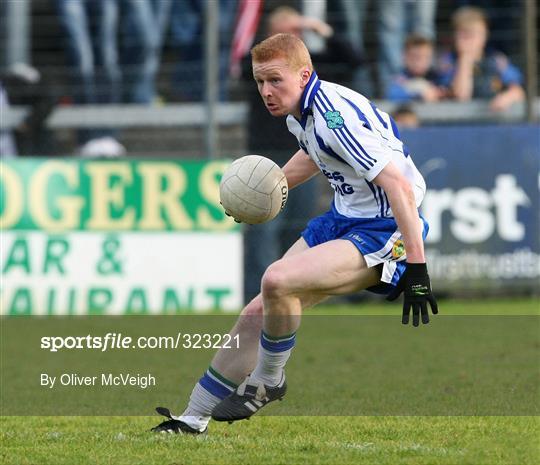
(438, 6, 525, 112)
(56, 0, 166, 156)
(330, 0, 373, 95)
(229, 0, 263, 80)
(151, 0, 173, 75)
(121, 0, 170, 104)
(242, 6, 362, 302)
(152, 0, 173, 47)
(391, 105, 420, 129)
(0, 82, 17, 158)
(377, 0, 438, 96)
(453, 0, 522, 58)
(169, 0, 237, 101)
(263, 6, 363, 84)
(338, 0, 437, 97)
(1, 63, 57, 156)
(386, 35, 445, 102)
(56, 0, 125, 157)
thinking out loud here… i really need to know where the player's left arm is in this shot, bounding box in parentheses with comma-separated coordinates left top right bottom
(373, 162, 438, 326)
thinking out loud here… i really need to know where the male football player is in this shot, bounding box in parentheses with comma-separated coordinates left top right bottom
(152, 33, 438, 434)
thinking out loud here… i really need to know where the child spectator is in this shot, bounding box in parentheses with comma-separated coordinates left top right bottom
(438, 6, 524, 112)
(386, 34, 444, 102)
(391, 105, 420, 128)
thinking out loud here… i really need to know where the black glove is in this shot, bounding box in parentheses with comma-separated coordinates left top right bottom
(224, 211, 242, 223)
(220, 202, 242, 223)
(387, 263, 438, 326)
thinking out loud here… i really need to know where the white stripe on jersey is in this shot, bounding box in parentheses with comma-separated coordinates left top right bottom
(287, 72, 426, 219)
(302, 76, 318, 111)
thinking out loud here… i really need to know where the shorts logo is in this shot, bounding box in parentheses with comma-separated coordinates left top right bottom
(348, 233, 364, 244)
(392, 239, 406, 259)
(324, 110, 344, 129)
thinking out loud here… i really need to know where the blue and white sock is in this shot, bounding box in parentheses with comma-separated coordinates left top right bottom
(249, 331, 296, 387)
(180, 366, 237, 430)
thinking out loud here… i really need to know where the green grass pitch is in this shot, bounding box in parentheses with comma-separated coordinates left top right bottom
(2, 298, 539, 465)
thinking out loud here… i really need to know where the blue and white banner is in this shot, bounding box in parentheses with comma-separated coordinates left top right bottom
(403, 124, 539, 291)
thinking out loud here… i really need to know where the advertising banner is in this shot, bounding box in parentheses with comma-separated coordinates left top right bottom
(2, 124, 538, 311)
(403, 124, 539, 291)
(0, 159, 241, 314)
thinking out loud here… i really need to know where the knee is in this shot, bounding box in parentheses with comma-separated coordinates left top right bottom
(261, 262, 290, 299)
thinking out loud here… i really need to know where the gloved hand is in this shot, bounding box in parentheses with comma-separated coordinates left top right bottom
(387, 263, 438, 326)
(224, 211, 242, 223)
(220, 202, 242, 223)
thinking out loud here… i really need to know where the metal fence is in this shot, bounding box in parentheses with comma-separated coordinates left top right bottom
(0, 0, 538, 158)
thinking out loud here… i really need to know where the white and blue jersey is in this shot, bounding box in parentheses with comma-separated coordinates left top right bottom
(287, 71, 426, 219)
(287, 72, 428, 292)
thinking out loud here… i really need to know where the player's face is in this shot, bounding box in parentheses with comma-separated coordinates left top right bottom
(252, 58, 308, 118)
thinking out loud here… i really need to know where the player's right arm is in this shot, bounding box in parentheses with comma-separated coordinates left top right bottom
(374, 163, 438, 326)
(317, 107, 437, 326)
(281, 149, 320, 189)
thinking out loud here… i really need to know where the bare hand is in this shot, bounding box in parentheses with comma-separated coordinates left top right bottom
(422, 84, 442, 102)
(489, 93, 513, 112)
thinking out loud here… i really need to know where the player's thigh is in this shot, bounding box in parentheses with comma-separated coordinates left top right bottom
(240, 237, 328, 327)
(263, 239, 381, 296)
(282, 236, 310, 258)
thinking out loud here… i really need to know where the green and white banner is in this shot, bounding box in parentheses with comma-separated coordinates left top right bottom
(0, 159, 241, 314)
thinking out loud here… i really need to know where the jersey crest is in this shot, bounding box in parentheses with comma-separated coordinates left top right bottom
(324, 110, 344, 129)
